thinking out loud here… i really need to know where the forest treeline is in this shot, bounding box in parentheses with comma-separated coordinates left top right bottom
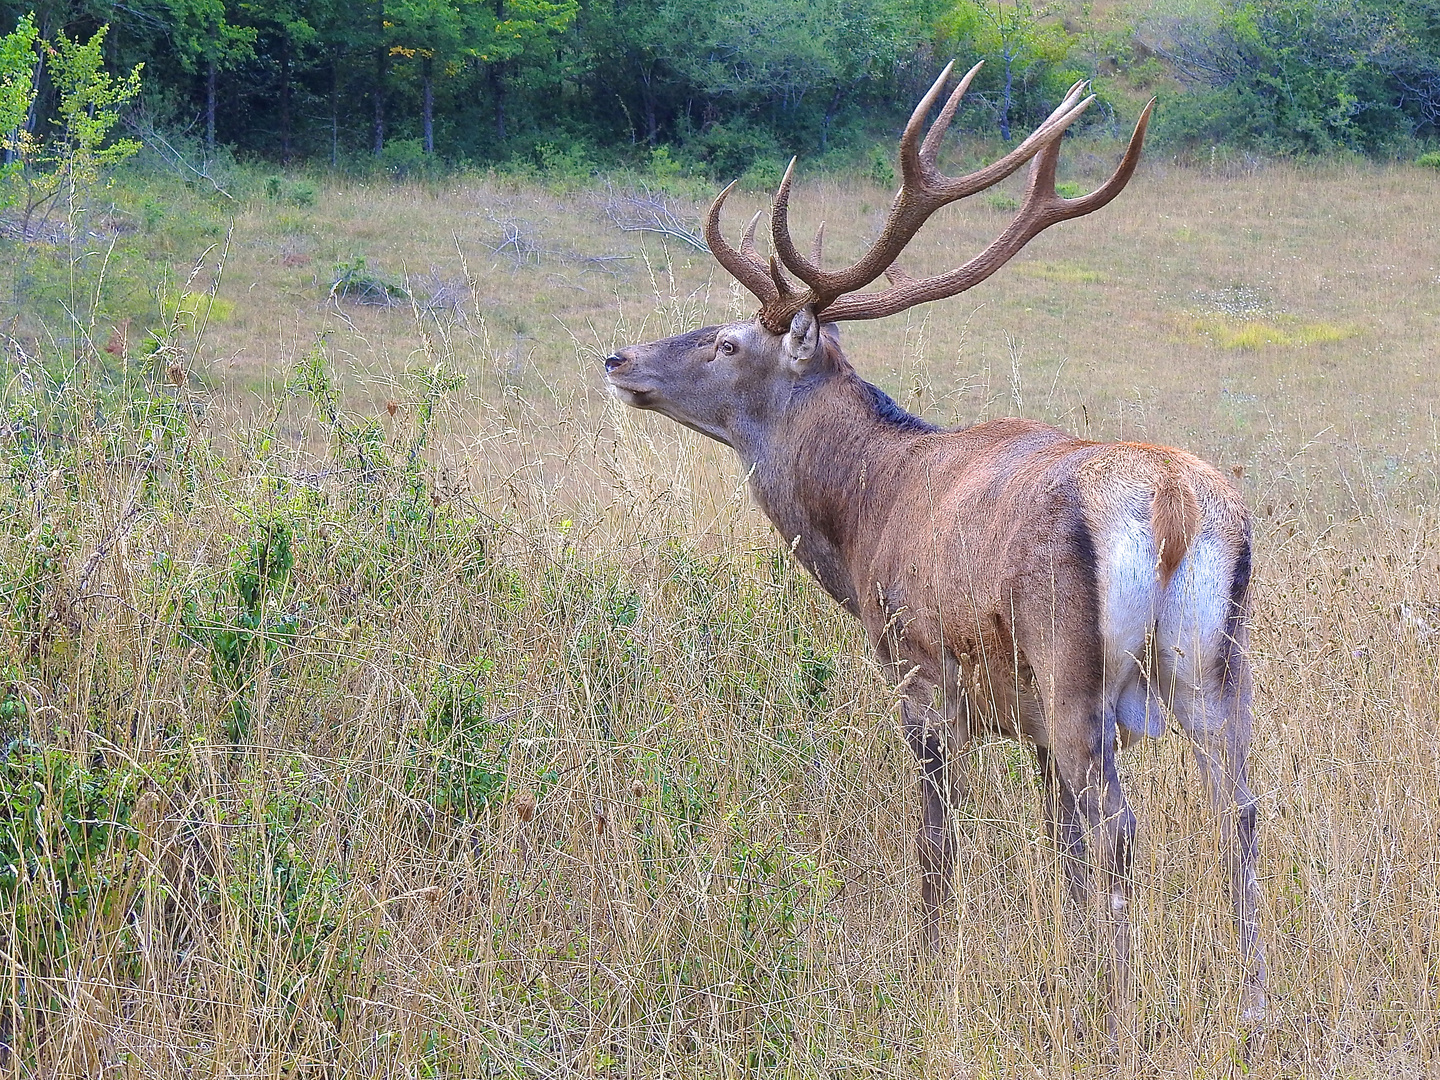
(4, 0, 1440, 176)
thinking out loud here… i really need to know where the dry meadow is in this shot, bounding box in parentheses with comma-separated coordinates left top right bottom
(2, 152, 1438, 1077)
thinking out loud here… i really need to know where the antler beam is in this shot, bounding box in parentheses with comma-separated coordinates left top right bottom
(704, 61, 1155, 331)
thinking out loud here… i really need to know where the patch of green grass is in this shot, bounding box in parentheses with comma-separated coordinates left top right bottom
(161, 290, 235, 329)
(1173, 313, 1357, 349)
(1019, 260, 1106, 284)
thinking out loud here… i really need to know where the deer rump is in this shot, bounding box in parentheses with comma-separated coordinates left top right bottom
(846, 421, 1248, 748)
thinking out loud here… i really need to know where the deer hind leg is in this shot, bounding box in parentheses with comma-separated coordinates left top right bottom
(1036, 687, 1136, 1045)
(1158, 542, 1267, 1022)
(1065, 738, 1136, 1045)
(1162, 654, 1267, 1022)
(900, 695, 964, 952)
(1034, 743, 1089, 906)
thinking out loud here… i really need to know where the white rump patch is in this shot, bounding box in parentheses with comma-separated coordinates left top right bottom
(1155, 535, 1232, 732)
(1100, 508, 1167, 739)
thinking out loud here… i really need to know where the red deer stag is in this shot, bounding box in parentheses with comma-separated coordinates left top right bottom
(603, 63, 1266, 1035)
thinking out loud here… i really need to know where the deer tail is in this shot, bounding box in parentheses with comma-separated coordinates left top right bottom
(1152, 466, 1201, 587)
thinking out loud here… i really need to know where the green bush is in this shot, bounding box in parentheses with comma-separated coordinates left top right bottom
(263, 175, 316, 206)
(1150, 0, 1433, 156)
(0, 740, 147, 971)
(532, 138, 595, 180)
(174, 519, 300, 742)
(869, 147, 896, 188)
(688, 119, 783, 182)
(1418, 150, 1440, 168)
(378, 137, 432, 179)
(329, 255, 411, 306)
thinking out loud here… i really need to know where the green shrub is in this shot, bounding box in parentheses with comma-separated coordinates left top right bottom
(646, 145, 688, 193)
(329, 255, 410, 306)
(688, 119, 782, 182)
(378, 137, 431, 179)
(264, 175, 316, 205)
(870, 147, 896, 188)
(532, 138, 595, 180)
(0, 740, 147, 970)
(175, 519, 300, 742)
(1417, 150, 1440, 168)
(1149, 0, 1426, 157)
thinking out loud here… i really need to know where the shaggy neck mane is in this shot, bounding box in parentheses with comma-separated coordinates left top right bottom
(854, 378, 939, 434)
(799, 332, 940, 436)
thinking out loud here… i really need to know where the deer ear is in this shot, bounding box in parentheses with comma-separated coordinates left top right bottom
(782, 308, 821, 371)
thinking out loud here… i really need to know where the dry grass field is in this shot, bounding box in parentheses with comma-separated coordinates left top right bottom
(1, 150, 1438, 1077)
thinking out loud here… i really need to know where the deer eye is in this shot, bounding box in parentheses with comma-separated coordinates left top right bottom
(717, 339, 737, 357)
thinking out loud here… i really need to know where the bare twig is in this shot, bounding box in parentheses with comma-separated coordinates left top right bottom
(123, 108, 236, 199)
(486, 211, 552, 265)
(484, 209, 633, 273)
(600, 184, 708, 251)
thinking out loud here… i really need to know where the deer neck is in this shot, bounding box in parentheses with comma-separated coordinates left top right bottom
(743, 373, 937, 615)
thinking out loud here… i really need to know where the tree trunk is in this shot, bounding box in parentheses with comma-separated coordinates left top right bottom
(1000, 46, 1014, 141)
(641, 68, 657, 145)
(490, 0, 506, 141)
(331, 56, 341, 168)
(374, 79, 385, 156)
(374, 1, 387, 156)
(11, 46, 43, 164)
(206, 59, 217, 151)
(490, 64, 506, 141)
(280, 37, 292, 164)
(821, 84, 846, 153)
(423, 55, 434, 154)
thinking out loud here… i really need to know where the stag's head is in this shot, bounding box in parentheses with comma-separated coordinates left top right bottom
(604, 62, 1154, 450)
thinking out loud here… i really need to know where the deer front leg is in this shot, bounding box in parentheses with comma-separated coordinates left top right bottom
(901, 696, 960, 952)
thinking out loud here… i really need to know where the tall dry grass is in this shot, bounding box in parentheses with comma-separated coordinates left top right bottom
(1, 157, 1438, 1077)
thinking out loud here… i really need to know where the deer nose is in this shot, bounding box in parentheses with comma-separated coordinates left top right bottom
(604, 351, 627, 372)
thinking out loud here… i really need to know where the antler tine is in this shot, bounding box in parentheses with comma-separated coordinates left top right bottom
(897, 60, 957, 190)
(1046, 96, 1155, 216)
(739, 210, 763, 261)
(705, 179, 777, 306)
(770, 67, 968, 299)
(819, 99, 1155, 324)
(768, 255, 803, 303)
(769, 156, 801, 267)
(921, 78, 1093, 201)
(810, 221, 825, 264)
(769, 68, 1094, 310)
(917, 60, 984, 167)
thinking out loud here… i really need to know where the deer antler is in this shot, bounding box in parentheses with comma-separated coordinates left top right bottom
(818, 96, 1155, 323)
(704, 61, 1154, 331)
(705, 184, 777, 307)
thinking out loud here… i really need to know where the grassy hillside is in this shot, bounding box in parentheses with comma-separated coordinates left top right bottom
(1, 157, 1437, 1076)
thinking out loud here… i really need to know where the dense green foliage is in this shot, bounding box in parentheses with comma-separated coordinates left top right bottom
(2, 1, 1440, 184)
(1143, 0, 1440, 155)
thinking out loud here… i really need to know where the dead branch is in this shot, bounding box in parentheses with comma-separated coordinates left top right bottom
(600, 184, 708, 252)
